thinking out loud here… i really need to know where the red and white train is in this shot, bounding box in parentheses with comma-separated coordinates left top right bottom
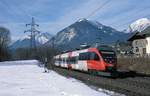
(53, 45, 117, 75)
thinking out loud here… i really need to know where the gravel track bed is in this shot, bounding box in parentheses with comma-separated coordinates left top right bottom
(53, 67, 150, 96)
(127, 77, 150, 85)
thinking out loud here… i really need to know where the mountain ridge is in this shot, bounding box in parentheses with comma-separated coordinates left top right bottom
(10, 32, 53, 49)
(46, 19, 130, 50)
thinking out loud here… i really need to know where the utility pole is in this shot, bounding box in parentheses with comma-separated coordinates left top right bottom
(24, 17, 40, 58)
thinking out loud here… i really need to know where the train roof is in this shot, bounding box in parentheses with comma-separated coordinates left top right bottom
(96, 45, 114, 51)
(55, 44, 114, 57)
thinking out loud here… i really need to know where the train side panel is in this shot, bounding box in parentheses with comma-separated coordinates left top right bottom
(71, 49, 88, 71)
(54, 55, 60, 66)
(53, 46, 117, 73)
(60, 53, 68, 68)
(70, 51, 79, 70)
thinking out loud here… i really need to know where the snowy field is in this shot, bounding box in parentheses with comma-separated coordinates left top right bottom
(0, 60, 119, 96)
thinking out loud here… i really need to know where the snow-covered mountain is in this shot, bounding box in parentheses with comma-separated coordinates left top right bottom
(129, 18, 150, 32)
(36, 32, 52, 44)
(47, 19, 130, 50)
(10, 32, 53, 49)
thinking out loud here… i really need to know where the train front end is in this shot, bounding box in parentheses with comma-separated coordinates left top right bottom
(97, 45, 117, 72)
(99, 50, 117, 72)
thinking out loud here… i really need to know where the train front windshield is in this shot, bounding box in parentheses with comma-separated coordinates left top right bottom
(100, 51, 116, 64)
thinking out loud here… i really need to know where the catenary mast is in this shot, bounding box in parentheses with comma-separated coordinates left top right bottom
(24, 17, 40, 58)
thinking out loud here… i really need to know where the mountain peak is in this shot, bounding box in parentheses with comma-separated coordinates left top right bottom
(19, 35, 31, 41)
(36, 32, 53, 44)
(77, 18, 88, 22)
(129, 18, 150, 32)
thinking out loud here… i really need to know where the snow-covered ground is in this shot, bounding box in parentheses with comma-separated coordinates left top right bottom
(0, 60, 120, 96)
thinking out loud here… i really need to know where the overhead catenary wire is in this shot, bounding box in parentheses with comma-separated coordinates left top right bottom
(86, 0, 150, 32)
(86, 0, 111, 19)
(108, 13, 150, 32)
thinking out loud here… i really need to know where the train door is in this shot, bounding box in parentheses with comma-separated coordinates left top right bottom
(78, 52, 89, 71)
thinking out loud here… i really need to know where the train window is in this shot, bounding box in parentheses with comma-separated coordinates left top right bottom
(79, 53, 84, 60)
(79, 52, 90, 60)
(94, 54, 100, 61)
(69, 57, 73, 63)
(69, 56, 78, 64)
(90, 52, 100, 61)
(72, 57, 75, 63)
(62, 58, 65, 63)
(66, 58, 70, 63)
(79, 52, 99, 61)
(70, 57, 74, 64)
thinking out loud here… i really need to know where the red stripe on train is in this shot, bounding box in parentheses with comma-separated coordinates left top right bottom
(87, 48, 106, 71)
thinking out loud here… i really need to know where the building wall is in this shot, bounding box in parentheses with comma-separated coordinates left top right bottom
(132, 39, 147, 55)
(146, 37, 150, 54)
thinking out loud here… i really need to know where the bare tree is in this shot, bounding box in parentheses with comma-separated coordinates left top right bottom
(0, 26, 11, 61)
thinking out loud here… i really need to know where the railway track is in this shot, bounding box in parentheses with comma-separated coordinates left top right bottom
(53, 67, 150, 96)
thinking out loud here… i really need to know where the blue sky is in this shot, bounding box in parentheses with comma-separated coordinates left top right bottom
(0, 0, 150, 41)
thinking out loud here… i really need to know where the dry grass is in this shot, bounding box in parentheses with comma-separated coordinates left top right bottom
(117, 56, 150, 74)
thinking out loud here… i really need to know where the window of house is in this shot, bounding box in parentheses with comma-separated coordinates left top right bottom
(146, 40, 148, 45)
(135, 41, 138, 45)
(136, 47, 139, 52)
(143, 48, 146, 54)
